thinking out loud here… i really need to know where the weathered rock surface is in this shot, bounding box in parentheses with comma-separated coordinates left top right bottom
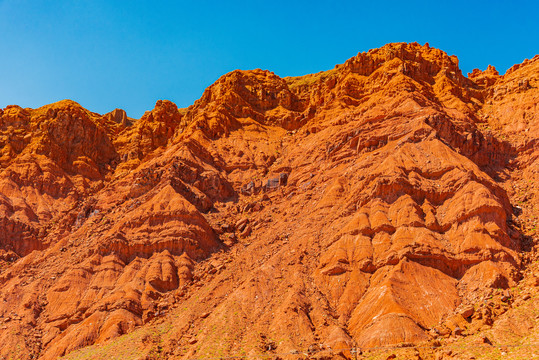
(0, 42, 537, 360)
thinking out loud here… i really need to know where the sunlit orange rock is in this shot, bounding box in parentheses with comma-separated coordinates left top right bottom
(0, 42, 538, 360)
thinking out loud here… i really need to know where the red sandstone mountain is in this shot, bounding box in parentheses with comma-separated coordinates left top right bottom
(0, 42, 538, 360)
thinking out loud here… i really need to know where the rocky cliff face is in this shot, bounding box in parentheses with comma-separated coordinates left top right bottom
(0, 42, 537, 360)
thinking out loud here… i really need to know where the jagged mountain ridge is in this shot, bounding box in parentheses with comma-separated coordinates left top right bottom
(0, 42, 538, 359)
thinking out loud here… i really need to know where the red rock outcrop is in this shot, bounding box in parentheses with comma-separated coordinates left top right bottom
(0, 42, 537, 360)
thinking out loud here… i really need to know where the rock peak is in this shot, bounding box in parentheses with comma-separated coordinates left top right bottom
(0, 43, 538, 360)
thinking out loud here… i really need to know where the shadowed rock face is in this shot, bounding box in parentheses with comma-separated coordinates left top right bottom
(0, 42, 537, 360)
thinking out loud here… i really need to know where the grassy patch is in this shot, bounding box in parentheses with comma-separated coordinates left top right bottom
(285, 69, 338, 89)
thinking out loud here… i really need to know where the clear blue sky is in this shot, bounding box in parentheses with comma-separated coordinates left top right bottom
(1, 0, 538, 118)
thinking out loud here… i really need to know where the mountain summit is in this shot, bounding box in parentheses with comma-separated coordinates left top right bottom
(0, 43, 538, 359)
